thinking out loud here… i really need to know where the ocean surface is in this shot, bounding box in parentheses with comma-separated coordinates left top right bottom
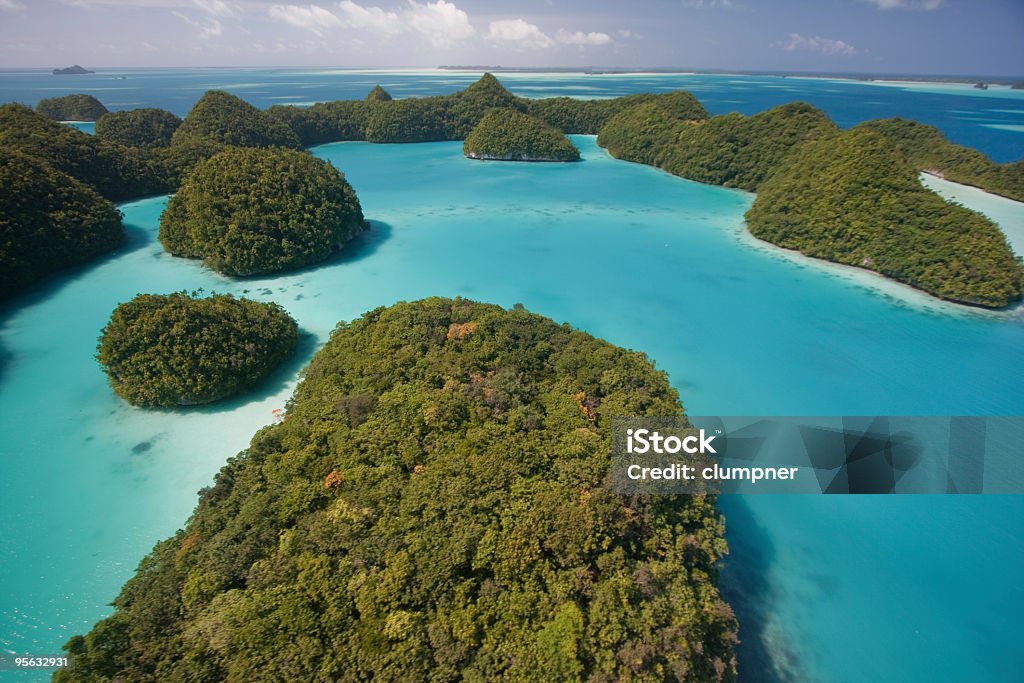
(1, 68, 1023, 682)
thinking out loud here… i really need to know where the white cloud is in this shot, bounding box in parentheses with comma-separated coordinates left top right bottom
(555, 29, 612, 46)
(861, 0, 942, 9)
(193, 0, 237, 16)
(404, 0, 475, 48)
(0, 0, 25, 9)
(485, 19, 554, 49)
(291, 0, 475, 47)
(681, 0, 733, 7)
(336, 0, 402, 34)
(773, 33, 857, 56)
(483, 19, 614, 50)
(269, 4, 342, 36)
(62, 0, 199, 7)
(173, 10, 223, 37)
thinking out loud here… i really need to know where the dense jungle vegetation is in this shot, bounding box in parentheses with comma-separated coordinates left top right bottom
(0, 103, 169, 201)
(171, 90, 301, 149)
(95, 108, 183, 148)
(596, 99, 1023, 306)
(264, 73, 708, 146)
(2, 72, 1021, 304)
(35, 93, 108, 121)
(96, 292, 299, 407)
(598, 101, 837, 191)
(464, 109, 580, 161)
(745, 128, 1023, 307)
(158, 146, 366, 276)
(0, 147, 123, 300)
(857, 117, 1024, 202)
(63, 298, 738, 682)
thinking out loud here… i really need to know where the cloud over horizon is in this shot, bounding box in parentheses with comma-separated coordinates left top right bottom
(772, 33, 858, 56)
(1, 0, 1019, 75)
(860, 0, 943, 10)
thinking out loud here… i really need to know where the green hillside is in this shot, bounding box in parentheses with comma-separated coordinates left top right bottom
(61, 298, 737, 682)
(464, 109, 580, 162)
(746, 128, 1024, 307)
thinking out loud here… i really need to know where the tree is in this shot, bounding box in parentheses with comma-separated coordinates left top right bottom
(95, 108, 182, 148)
(35, 93, 108, 121)
(159, 147, 366, 276)
(366, 85, 393, 102)
(62, 298, 738, 682)
(464, 109, 580, 162)
(0, 148, 123, 300)
(97, 292, 299, 407)
(172, 90, 301, 149)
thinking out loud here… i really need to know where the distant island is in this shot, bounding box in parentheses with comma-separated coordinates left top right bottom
(436, 66, 1024, 88)
(52, 65, 94, 75)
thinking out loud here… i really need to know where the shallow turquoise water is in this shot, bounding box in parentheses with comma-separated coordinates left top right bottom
(62, 122, 93, 134)
(2, 136, 1022, 681)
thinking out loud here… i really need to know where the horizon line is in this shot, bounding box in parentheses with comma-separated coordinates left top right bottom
(2, 65, 1022, 82)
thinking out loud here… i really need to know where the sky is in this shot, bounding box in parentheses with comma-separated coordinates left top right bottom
(0, 0, 1022, 76)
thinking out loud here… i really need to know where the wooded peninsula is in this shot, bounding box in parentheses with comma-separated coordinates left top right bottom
(60, 297, 739, 682)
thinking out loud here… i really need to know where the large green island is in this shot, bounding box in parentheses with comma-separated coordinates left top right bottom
(60, 298, 738, 681)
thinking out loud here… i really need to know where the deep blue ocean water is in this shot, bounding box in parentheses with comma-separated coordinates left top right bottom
(1, 69, 1022, 682)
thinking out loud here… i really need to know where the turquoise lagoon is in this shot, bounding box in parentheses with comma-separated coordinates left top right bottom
(1, 73, 1023, 682)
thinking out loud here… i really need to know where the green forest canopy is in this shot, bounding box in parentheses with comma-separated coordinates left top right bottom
(464, 109, 580, 162)
(366, 85, 393, 102)
(857, 117, 1024, 202)
(2, 74, 1021, 306)
(596, 100, 1023, 307)
(63, 298, 738, 682)
(158, 146, 366, 276)
(96, 292, 299, 407)
(599, 101, 837, 191)
(265, 76, 709, 146)
(172, 90, 301, 149)
(35, 93, 108, 121)
(0, 147, 122, 300)
(95, 108, 183, 148)
(745, 128, 1024, 308)
(0, 103, 165, 202)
